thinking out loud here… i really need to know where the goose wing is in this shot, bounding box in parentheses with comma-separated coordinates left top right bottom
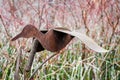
(53, 27, 109, 53)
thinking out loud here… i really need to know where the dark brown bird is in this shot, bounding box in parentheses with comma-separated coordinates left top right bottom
(11, 24, 109, 53)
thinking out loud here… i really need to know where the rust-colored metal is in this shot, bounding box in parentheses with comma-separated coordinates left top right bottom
(11, 24, 74, 52)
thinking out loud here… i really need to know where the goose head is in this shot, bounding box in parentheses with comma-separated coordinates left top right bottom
(11, 24, 39, 41)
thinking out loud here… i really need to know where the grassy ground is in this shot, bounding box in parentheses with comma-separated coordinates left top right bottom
(0, 38, 120, 80)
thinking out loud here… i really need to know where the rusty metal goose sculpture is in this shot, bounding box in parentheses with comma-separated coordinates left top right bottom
(11, 24, 109, 79)
(11, 24, 109, 53)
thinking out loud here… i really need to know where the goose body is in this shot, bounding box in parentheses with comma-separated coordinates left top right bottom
(11, 25, 74, 52)
(11, 24, 109, 53)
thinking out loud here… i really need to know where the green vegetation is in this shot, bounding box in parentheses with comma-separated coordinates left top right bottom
(0, 40, 119, 80)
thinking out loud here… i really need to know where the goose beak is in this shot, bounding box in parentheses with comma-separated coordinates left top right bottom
(11, 33, 22, 41)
